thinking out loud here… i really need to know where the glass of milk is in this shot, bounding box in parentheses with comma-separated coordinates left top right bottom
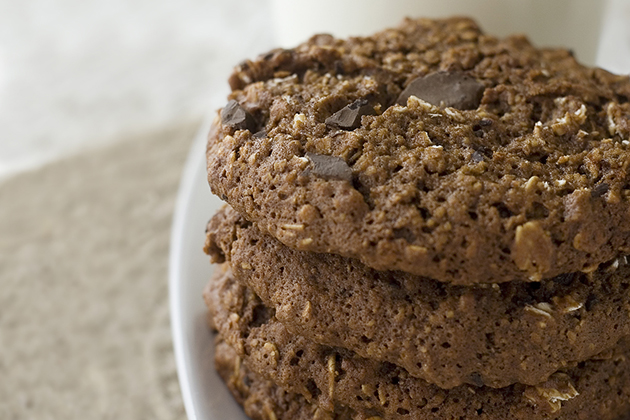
(271, 0, 608, 66)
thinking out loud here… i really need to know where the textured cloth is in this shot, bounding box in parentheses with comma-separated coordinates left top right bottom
(0, 120, 198, 419)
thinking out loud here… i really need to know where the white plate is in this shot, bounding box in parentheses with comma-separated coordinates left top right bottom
(169, 116, 248, 420)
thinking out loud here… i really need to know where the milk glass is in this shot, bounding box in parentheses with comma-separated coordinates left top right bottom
(271, 0, 607, 65)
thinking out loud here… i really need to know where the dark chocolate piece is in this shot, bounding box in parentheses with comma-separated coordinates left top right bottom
(221, 100, 257, 132)
(325, 99, 375, 130)
(393, 227, 416, 243)
(304, 152, 353, 182)
(468, 372, 485, 387)
(334, 61, 345, 75)
(585, 293, 598, 311)
(591, 183, 609, 198)
(396, 72, 485, 110)
(553, 272, 578, 286)
(253, 129, 267, 138)
(471, 150, 485, 163)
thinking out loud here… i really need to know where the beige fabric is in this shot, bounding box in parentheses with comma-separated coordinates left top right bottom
(0, 120, 200, 419)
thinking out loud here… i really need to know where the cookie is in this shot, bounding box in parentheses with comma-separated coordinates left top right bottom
(206, 17, 630, 284)
(214, 336, 355, 420)
(207, 266, 630, 420)
(206, 205, 630, 388)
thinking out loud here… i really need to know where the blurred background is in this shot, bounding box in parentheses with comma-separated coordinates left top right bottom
(0, 0, 629, 419)
(0, 0, 273, 179)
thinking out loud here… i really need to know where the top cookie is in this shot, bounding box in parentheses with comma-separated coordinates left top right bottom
(207, 17, 630, 284)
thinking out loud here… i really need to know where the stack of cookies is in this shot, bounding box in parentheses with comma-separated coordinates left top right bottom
(202, 18, 630, 420)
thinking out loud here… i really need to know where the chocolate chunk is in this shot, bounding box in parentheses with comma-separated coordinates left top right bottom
(591, 183, 609, 198)
(263, 51, 276, 61)
(585, 293, 598, 311)
(526, 202, 549, 219)
(304, 152, 353, 182)
(492, 203, 512, 219)
(468, 372, 485, 387)
(396, 72, 485, 110)
(325, 99, 375, 130)
(471, 150, 484, 163)
(221, 100, 257, 132)
(553, 272, 578, 287)
(378, 361, 398, 376)
(471, 145, 493, 163)
(393, 227, 416, 243)
(473, 119, 493, 137)
(253, 129, 267, 138)
(334, 61, 345, 75)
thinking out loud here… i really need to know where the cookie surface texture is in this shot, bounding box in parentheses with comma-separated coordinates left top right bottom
(207, 266, 630, 420)
(207, 17, 630, 284)
(205, 205, 630, 388)
(214, 337, 356, 420)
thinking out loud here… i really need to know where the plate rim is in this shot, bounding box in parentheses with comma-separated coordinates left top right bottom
(169, 116, 213, 420)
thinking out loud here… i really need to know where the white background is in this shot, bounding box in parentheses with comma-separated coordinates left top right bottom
(0, 0, 273, 179)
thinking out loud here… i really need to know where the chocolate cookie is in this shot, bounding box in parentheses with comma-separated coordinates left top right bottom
(206, 17, 630, 284)
(206, 206, 630, 388)
(214, 337, 355, 420)
(207, 266, 630, 420)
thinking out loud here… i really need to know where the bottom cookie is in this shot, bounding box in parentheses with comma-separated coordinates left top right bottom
(208, 265, 630, 420)
(214, 335, 630, 420)
(215, 336, 357, 420)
